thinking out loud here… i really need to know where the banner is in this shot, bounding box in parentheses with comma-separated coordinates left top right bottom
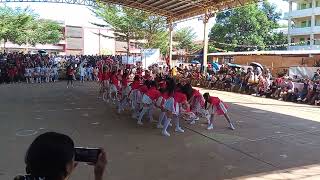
(121, 56, 142, 65)
(289, 67, 318, 79)
(141, 49, 160, 69)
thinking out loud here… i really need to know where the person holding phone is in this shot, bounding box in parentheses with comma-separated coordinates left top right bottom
(14, 132, 107, 180)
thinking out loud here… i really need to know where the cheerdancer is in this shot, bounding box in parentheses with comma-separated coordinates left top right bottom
(109, 71, 119, 104)
(133, 80, 149, 120)
(203, 93, 235, 130)
(161, 79, 185, 137)
(182, 84, 205, 124)
(129, 76, 142, 118)
(137, 81, 161, 125)
(117, 72, 131, 113)
(155, 81, 169, 129)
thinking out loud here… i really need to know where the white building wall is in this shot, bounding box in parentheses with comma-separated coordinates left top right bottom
(83, 27, 115, 55)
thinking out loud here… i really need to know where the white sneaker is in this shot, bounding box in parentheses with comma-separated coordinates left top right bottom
(157, 124, 164, 129)
(175, 127, 184, 133)
(229, 123, 235, 130)
(137, 121, 143, 125)
(162, 130, 171, 137)
(194, 117, 199, 121)
(190, 120, 196, 125)
(207, 124, 214, 130)
(169, 123, 173, 127)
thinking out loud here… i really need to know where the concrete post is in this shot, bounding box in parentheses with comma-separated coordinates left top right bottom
(168, 19, 173, 68)
(288, 1, 293, 46)
(202, 9, 210, 74)
(311, 0, 316, 46)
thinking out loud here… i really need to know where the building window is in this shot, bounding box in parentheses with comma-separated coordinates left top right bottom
(301, 20, 311, 27)
(291, 38, 295, 43)
(300, 3, 307, 9)
(317, 1, 320, 7)
(307, 38, 311, 45)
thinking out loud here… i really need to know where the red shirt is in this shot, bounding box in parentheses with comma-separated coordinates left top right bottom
(192, 89, 201, 97)
(159, 81, 167, 89)
(67, 69, 74, 76)
(111, 75, 119, 87)
(145, 87, 161, 101)
(143, 74, 152, 81)
(98, 71, 103, 81)
(138, 85, 148, 94)
(122, 75, 129, 87)
(105, 72, 111, 80)
(208, 96, 221, 106)
(131, 81, 141, 90)
(161, 92, 170, 100)
(174, 92, 187, 104)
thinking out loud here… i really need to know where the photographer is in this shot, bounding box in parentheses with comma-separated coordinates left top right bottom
(14, 132, 107, 180)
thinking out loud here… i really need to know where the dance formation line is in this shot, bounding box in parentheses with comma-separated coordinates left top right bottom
(98, 65, 235, 137)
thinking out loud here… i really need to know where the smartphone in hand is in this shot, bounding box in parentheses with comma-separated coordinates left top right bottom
(74, 147, 101, 163)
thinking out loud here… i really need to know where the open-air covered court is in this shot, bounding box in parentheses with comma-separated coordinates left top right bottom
(0, 82, 320, 180)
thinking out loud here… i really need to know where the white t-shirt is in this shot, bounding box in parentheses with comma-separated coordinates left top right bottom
(80, 67, 85, 76)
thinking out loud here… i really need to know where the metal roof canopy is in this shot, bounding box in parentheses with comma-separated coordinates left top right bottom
(100, 0, 258, 21)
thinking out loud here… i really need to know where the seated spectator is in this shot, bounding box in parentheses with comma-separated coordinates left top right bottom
(312, 69, 320, 81)
(14, 132, 107, 180)
(231, 74, 242, 92)
(279, 78, 294, 101)
(310, 80, 320, 105)
(297, 79, 309, 101)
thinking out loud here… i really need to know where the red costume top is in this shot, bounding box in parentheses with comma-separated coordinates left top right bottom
(138, 85, 148, 94)
(208, 96, 228, 115)
(145, 87, 161, 101)
(131, 81, 141, 90)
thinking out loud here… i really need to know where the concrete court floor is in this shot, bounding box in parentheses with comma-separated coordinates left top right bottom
(0, 81, 320, 180)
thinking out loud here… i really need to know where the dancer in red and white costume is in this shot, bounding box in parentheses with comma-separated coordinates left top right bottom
(203, 93, 235, 130)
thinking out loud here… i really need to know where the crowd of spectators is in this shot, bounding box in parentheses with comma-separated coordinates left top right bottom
(0, 52, 121, 84)
(177, 64, 320, 106)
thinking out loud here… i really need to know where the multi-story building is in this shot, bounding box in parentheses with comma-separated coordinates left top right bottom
(284, 0, 320, 50)
(0, 21, 116, 55)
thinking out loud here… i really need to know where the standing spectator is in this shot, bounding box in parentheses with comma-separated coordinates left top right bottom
(52, 65, 58, 82)
(80, 65, 86, 83)
(66, 66, 75, 88)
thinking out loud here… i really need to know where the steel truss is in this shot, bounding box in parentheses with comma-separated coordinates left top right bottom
(0, 0, 97, 7)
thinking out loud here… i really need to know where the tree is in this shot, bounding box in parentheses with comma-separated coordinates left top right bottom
(92, 4, 169, 55)
(173, 27, 197, 52)
(0, 6, 63, 50)
(209, 2, 287, 52)
(16, 19, 62, 46)
(140, 15, 168, 54)
(92, 4, 147, 57)
(0, 6, 33, 49)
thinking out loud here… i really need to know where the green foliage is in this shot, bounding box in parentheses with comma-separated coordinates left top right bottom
(209, 1, 287, 52)
(92, 4, 168, 55)
(0, 6, 62, 48)
(173, 27, 197, 52)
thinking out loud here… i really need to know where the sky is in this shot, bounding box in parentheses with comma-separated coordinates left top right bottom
(1, 0, 289, 41)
